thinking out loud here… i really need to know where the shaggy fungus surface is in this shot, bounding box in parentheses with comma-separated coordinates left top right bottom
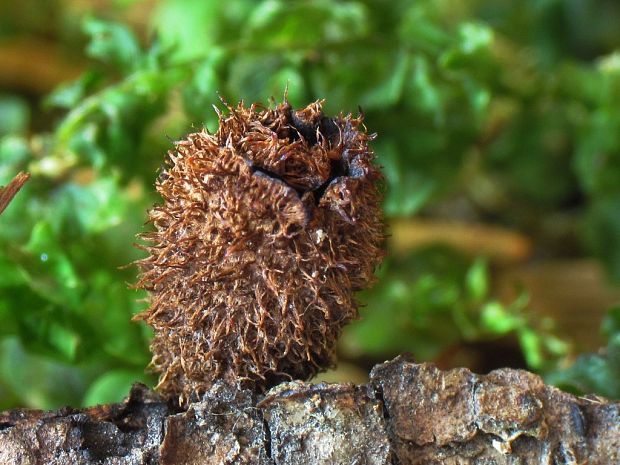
(135, 99, 385, 404)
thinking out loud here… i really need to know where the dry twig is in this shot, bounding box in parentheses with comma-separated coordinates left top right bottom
(0, 172, 30, 216)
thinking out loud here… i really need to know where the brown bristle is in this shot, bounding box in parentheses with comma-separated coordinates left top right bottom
(134, 98, 385, 405)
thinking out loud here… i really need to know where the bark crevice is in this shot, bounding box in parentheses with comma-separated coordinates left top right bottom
(1, 356, 618, 464)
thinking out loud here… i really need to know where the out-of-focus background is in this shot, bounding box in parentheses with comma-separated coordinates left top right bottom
(1, 0, 620, 409)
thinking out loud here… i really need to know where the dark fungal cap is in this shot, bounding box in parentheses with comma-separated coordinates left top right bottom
(221, 99, 378, 198)
(134, 97, 385, 406)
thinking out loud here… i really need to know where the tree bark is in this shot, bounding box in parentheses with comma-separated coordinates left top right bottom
(1, 356, 618, 464)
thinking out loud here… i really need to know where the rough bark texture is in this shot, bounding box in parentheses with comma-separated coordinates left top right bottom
(1, 356, 618, 464)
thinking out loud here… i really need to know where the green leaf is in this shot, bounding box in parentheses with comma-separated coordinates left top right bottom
(64, 122, 107, 170)
(546, 354, 620, 399)
(23, 221, 82, 308)
(182, 50, 226, 123)
(398, 3, 451, 52)
(59, 176, 128, 235)
(542, 334, 569, 358)
(480, 301, 518, 335)
(245, 0, 368, 49)
(410, 55, 445, 125)
(152, 0, 222, 61)
(47, 322, 80, 361)
(54, 69, 177, 176)
(519, 328, 543, 369)
(465, 257, 488, 302)
(83, 18, 142, 71)
(458, 22, 494, 54)
(439, 22, 494, 70)
(358, 50, 410, 110)
(45, 72, 103, 110)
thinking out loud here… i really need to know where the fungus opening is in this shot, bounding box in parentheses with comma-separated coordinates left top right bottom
(242, 104, 357, 205)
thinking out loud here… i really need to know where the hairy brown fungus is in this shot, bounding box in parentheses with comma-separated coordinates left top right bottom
(134, 98, 385, 404)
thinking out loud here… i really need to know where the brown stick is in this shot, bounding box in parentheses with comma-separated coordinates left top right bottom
(0, 172, 30, 216)
(1, 357, 618, 464)
(390, 218, 533, 265)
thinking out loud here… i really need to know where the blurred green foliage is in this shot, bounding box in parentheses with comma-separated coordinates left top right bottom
(1, 0, 620, 407)
(547, 306, 620, 399)
(345, 252, 567, 371)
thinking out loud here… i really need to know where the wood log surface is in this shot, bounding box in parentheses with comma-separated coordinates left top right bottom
(1, 356, 618, 464)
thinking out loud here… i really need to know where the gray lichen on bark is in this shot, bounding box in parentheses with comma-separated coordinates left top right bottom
(1, 356, 618, 464)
